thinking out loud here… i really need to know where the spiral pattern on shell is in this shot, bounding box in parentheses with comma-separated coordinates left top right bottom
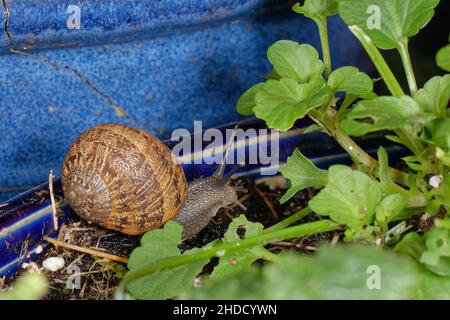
(61, 123, 187, 235)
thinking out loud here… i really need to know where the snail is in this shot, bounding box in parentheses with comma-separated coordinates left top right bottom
(61, 123, 243, 239)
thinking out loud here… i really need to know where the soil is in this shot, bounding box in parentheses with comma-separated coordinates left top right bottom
(1, 177, 337, 300)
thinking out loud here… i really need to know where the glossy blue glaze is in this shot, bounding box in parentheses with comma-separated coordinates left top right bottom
(0, 0, 370, 201)
(0, 119, 408, 277)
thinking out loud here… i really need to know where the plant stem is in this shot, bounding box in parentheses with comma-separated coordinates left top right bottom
(398, 39, 418, 97)
(315, 16, 332, 78)
(252, 247, 282, 263)
(115, 219, 340, 299)
(335, 93, 357, 123)
(348, 26, 423, 155)
(349, 26, 404, 98)
(264, 207, 312, 232)
(309, 109, 409, 186)
(395, 130, 423, 156)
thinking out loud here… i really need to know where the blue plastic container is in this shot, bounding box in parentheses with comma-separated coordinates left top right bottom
(0, 0, 370, 201)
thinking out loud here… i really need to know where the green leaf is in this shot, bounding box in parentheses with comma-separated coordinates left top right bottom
(420, 75, 450, 117)
(436, 42, 450, 72)
(420, 227, 450, 276)
(337, 0, 440, 50)
(328, 66, 373, 95)
(377, 147, 425, 210)
(292, 0, 338, 19)
(395, 232, 427, 261)
(423, 117, 450, 148)
(279, 148, 328, 203)
(375, 193, 406, 225)
(436, 147, 450, 167)
(210, 215, 264, 280)
(309, 165, 381, 235)
(433, 174, 450, 212)
(267, 40, 324, 83)
(414, 266, 450, 299)
(0, 272, 48, 300)
(182, 244, 420, 299)
(397, 233, 450, 298)
(261, 69, 281, 80)
(127, 221, 208, 299)
(254, 77, 331, 131)
(236, 83, 264, 115)
(416, 74, 450, 117)
(396, 228, 450, 277)
(340, 96, 421, 137)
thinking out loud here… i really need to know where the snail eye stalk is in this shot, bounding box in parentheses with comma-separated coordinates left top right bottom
(213, 124, 239, 179)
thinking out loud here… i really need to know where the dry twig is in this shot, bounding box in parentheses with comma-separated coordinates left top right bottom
(44, 236, 128, 264)
(254, 187, 278, 219)
(49, 170, 59, 231)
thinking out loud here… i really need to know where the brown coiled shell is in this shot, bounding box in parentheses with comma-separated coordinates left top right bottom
(61, 123, 187, 235)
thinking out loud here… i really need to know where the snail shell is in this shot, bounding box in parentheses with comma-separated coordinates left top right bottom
(61, 123, 187, 235)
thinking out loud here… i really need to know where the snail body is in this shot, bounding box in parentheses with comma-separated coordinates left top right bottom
(174, 175, 238, 239)
(61, 123, 239, 238)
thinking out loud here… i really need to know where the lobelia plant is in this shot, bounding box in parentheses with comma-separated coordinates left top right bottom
(116, 0, 450, 299)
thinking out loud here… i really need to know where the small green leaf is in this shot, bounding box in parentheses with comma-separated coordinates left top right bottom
(0, 272, 48, 300)
(261, 69, 281, 80)
(236, 83, 264, 115)
(340, 96, 421, 137)
(375, 193, 406, 225)
(433, 175, 450, 212)
(402, 155, 426, 172)
(279, 148, 328, 203)
(396, 228, 450, 277)
(328, 66, 373, 95)
(416, 74, 450, 117)
(377, 147, 425, 210)
(267, 40, 324, 83)
(337, 0, 440, 50)
(182, 244, 419, 299)
(211, 215, 264, 280)
(292, 0, 338, 19)
(309, 165, 381, 235)
(414, 266, 450, 299)
(437, 150, 450, 167)
(127, 221, 208, 299)
(396, 232, 427, 261)
(436, 42, 450, 72)
(423, 117, 450, 148)
(420, 227, 450, 276)
(435, 217, 450, 230)
(254, 77, 331, 131)
(397, 232, 450, 299)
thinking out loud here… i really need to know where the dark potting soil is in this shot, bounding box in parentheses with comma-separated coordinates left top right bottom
(2, 177, 336, 300)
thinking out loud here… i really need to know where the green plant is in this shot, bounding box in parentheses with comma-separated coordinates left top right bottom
(116, 0, 450, 299)
(0, 272, 48, 300)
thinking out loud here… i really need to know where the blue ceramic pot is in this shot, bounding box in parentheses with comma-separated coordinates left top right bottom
(0, 0, 370, 201)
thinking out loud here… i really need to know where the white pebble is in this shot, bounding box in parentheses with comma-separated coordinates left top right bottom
(192, 277, 202, 288)
(42, 257, 65, 272)
(21, 263, 29, 269)
(35, 245, 43, 254)
(429, 175, 443, 188)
